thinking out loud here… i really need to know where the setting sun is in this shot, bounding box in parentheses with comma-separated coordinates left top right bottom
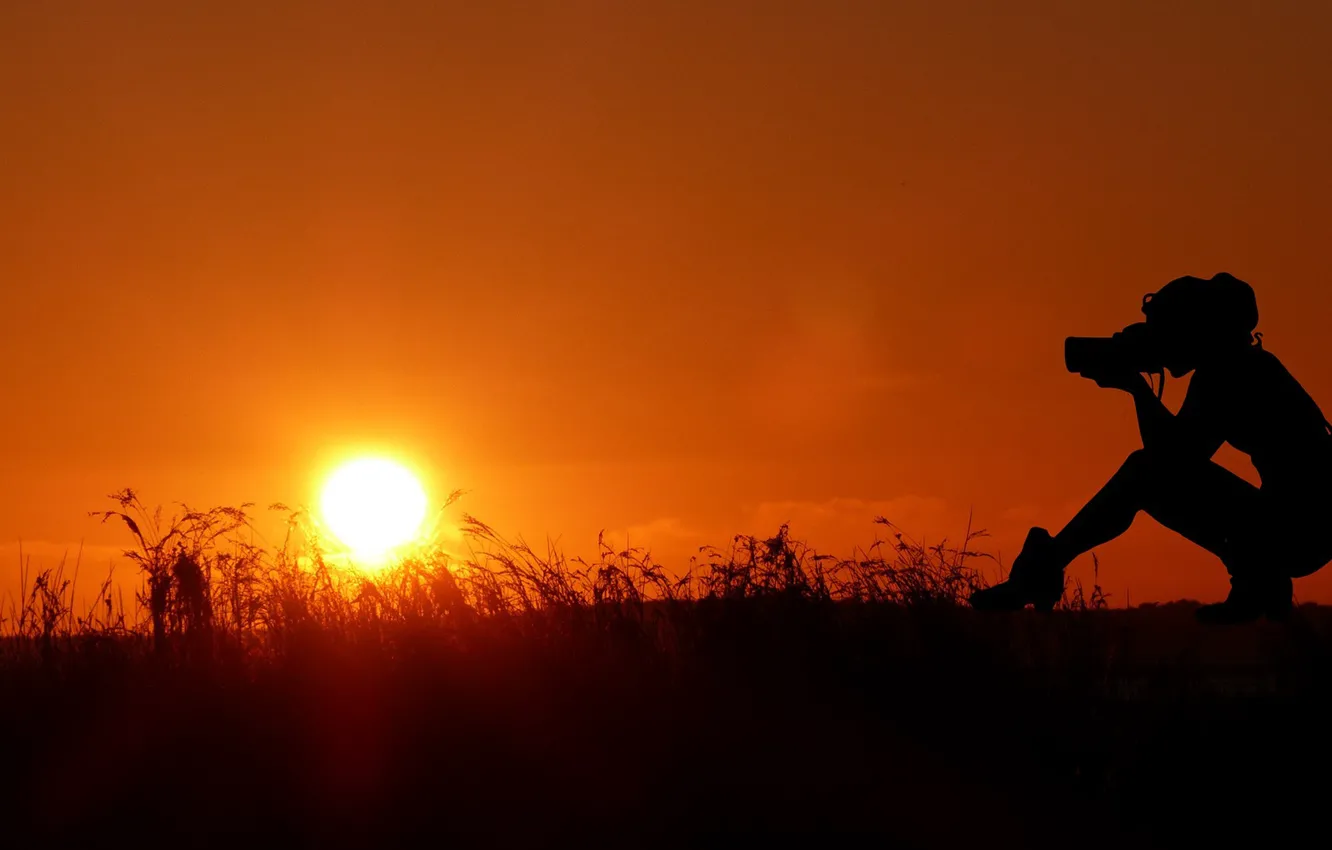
(320, 458, 428, 561)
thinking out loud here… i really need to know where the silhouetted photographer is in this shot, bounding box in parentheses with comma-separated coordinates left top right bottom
(971, 273, 1332, 624)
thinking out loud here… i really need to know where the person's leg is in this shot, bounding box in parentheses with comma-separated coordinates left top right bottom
(972, 448, 1280, 615)
(1047, 449, 1263, 574)
(1050, 448, 1298, 622)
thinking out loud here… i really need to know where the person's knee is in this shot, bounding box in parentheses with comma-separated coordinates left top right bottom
(1122, 447, 1200, 484)
(1121, 448, 1164, 482)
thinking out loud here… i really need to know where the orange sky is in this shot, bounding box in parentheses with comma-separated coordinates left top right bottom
(3, 0, 1332, 606)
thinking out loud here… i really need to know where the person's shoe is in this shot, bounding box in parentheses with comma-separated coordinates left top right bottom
(1194, 575, 1293, 626)
(969, 527, 1064, 612)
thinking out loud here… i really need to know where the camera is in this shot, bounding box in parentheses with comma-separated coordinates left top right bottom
(1064, 322, 1163, 375)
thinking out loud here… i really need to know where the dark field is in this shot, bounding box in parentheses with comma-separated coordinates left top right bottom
(4, 495, 1331, 847)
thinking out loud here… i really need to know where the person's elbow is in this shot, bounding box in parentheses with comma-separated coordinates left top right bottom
(1142, 424, 1219, 461)
(1162, 433, 1222, 462)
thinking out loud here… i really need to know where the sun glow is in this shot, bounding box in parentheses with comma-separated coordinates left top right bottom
(320, 458, 428, 563)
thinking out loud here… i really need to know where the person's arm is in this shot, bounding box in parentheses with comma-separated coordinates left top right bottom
(1129, 374, 1225, 459)
(1088, 369, 1225, 459)
(1127, 378, 1177, 452)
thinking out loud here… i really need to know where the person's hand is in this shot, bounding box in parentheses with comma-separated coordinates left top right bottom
(1079, 367, 1147, 394)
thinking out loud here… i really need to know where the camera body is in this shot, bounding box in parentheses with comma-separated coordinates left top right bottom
(1064, 322, 1164, 376)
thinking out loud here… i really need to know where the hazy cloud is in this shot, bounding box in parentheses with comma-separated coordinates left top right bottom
(744, 495, 961, 552)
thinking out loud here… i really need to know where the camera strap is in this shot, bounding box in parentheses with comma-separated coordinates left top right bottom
(1151, 369, 1166, 401)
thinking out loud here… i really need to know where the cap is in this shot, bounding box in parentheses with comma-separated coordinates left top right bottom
(1142, 272, 1258, 339)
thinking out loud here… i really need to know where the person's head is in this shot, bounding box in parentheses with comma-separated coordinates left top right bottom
(1143, 272, 1259, 376)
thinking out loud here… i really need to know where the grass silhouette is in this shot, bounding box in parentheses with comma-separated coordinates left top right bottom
(2, 490, 1330, 847)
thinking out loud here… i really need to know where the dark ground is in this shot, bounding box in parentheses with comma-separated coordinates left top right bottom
(4, 600, 1331, 848)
